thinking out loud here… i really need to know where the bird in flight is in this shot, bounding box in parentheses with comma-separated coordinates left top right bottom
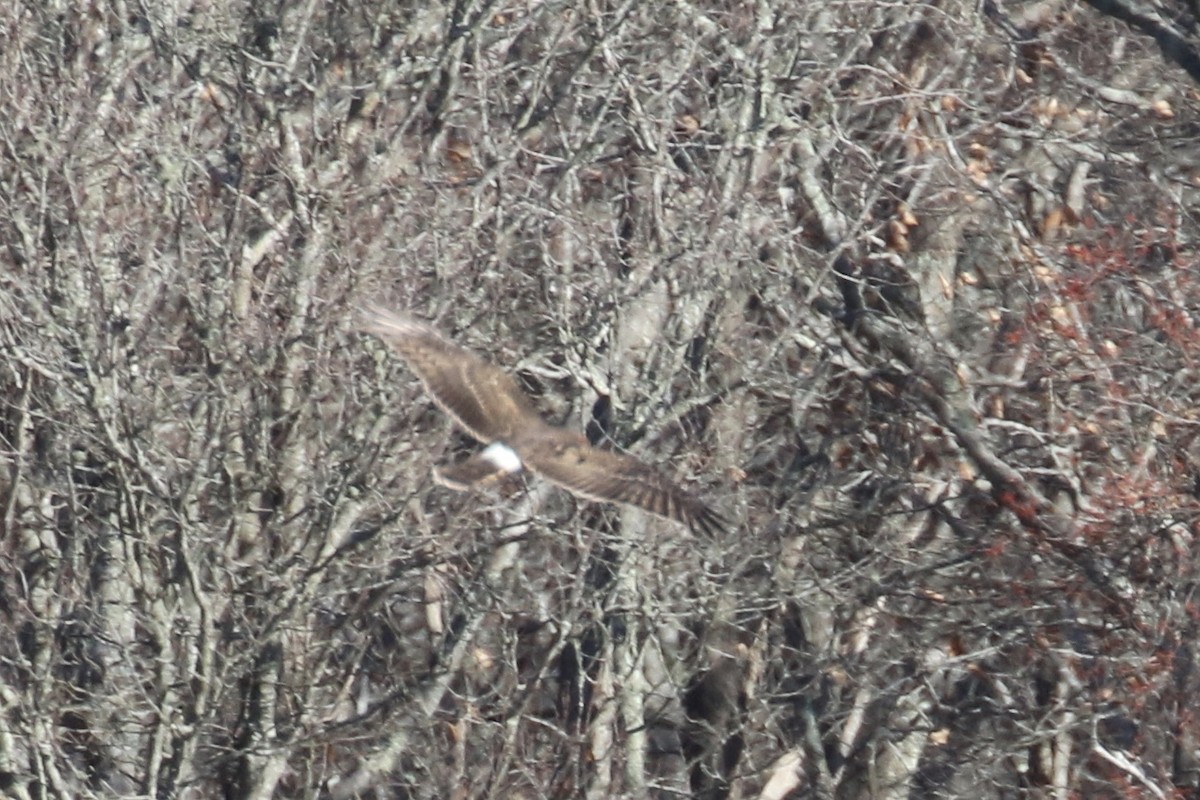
(360, 305, 725, 536)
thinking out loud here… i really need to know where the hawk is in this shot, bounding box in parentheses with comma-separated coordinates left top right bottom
(361, 305, 725, 536)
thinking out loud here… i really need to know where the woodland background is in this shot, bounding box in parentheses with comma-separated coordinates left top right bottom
(2, 0, 1200, 798)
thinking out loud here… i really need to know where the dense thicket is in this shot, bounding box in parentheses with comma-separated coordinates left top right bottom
(2, 1, 1200, 798)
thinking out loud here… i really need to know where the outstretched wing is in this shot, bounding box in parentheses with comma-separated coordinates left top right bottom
(516, 427, 726, 537)
(360, 305, 540, 442)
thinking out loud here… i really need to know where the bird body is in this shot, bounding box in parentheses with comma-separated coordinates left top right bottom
(360, 305, 725, 536)
(432, 441, 525, 491)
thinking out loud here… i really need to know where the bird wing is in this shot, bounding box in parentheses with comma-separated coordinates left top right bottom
(360, 304, 540, 442)
(515, 427, 726, 537)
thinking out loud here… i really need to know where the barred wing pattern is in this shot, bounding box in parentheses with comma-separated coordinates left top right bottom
(515, 427, 727, 538)
(360, 305, 536, 443)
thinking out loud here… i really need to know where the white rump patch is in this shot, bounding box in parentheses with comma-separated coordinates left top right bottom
(480, 441, 524, 474)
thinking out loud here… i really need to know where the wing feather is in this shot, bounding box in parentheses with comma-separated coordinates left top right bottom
(360, 305, 727, 535)
(359, 305, 538, 442)
(516, 428, 726, 536)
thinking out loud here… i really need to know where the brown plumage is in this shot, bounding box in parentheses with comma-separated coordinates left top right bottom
(360, 304, 725, 536)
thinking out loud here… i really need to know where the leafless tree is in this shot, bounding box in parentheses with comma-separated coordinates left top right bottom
(2, 0, 1199, 798)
